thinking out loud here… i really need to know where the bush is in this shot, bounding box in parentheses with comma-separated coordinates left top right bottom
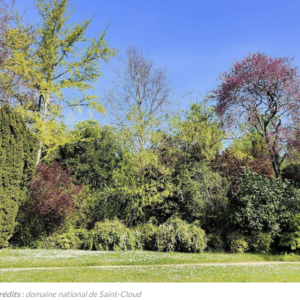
(282, 163, 300, 185)
(40, 228, 90, 250)
(154, 217, 206, 253)
(26, 162, 82, 234)
(136, 222, 158, 251)
(230, 171, 300, 237)
(207, 232, 225, 252)
(227, 232, 248, 253)
(249, 232, 273, 253)
(89, 219, 141, 251)
(279, 214, 300, 251)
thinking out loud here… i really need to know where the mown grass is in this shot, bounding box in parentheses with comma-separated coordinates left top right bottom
(1, 250, 300, 269)
(1, 250, 300, 282)
(2, 264, 300, 282)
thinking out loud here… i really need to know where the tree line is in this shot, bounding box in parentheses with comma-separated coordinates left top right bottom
(1, 0, 300, 253)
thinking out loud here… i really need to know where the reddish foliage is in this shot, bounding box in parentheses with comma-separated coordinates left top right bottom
(211, 149, 275, 185)
(27, 162, 82, 231)
(211, 52, 300, 177)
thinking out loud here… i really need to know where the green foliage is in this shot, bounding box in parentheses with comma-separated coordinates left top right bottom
(230, 171, 300, 237)
(3, 0, 116, 164)
(282, 163, 300, 186)
(207, 232, 225, 252)
(170, 101, 225, 162)
(279, 214, 300, 251)
(153, 217, 206, 253)
(232, 130, 269, 160)
(88, 219, 141, 251)
(250, 232, 273, 253)
(136, 222, 158, 251)
(40, 228, 88, 250)
(148, 161, 229, 229)
(58, 120, 121, 189)
(227, 232, 249, 253)
(0, 104, 38, 248)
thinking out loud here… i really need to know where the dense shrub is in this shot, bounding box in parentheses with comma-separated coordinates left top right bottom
(26, 162, 82, 233)
(211, 149, 275, 185)
(227, 232, 248, 253)
(230, 171, 300, 237)
(279, 214, 300, 251)
(207, 232, 225, 252)
(89, 219, 141, 251)
(136, 222, 158, 251)
(249, 232, 272, 253)
(0, 104, 38, 248)
(282, 163, 300, 185)
(154, 217, 206, 253)
(58, 121, 121, 189)
(40, 228, 89, 250)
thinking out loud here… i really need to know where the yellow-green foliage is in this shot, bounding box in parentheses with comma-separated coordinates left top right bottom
(154, 217, 206, 253)
(250, 233, 273, 253)
(171, 101, 225, 161)
(89, 219, 141, 251)
(232, 130, 268, 160)
(40, 228, 90, 250)
(228, 232, 249, 253)
(3, 0, 116, 162)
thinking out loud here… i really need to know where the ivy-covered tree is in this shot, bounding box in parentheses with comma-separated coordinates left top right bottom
(0, 104, 38, 247)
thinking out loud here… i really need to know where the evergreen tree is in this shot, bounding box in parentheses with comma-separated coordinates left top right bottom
(0, 104, 38, 247)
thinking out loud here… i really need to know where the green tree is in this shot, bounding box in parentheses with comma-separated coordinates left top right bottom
(169, 101, 226, 163)
(3, 0, 116, 164)
(58, 120, 121, 189)
(0, 104, 38, 247)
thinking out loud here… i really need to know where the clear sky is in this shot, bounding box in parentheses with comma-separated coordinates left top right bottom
(14, 0, 300, 124)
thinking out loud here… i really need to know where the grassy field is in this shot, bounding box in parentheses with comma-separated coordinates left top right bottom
(1, 250, 300, 282)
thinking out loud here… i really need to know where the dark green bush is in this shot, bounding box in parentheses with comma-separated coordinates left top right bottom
(207, 232, 225, 252)
(279, 214, 300, 251)
(282, 163, 300, 185)
(230, 171, 300, 237)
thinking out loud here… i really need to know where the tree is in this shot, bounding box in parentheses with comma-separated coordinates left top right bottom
(211, 52, 300, 177)
(58, 120, 121, 189)
(0, 0, 35, 106)
(103, 46, 173, 127)
(168, 101, 225, 163)
(3, 0, 116, 164)
(26, 162, 82, 234)
(0, 104, 38, 247)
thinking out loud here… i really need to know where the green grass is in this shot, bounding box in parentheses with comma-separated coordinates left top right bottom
(1, 250, 300, 282)
(1, 250, 300, 269)
(2, 264, 300, 282)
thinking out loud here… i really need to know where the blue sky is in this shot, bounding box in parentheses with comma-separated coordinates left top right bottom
(15, 0, 300, 124)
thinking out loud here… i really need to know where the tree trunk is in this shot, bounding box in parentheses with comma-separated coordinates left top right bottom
(35, 94, 49, 166)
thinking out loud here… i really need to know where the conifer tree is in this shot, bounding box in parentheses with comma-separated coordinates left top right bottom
(0, 104, 38, 247)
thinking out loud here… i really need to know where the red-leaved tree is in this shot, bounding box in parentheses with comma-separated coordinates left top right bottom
(27, 162, 82, 232)
(211, 52, 300, 177)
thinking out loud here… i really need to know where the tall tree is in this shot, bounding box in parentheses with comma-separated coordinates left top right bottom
(3, 0, 116, 164)
(0, 104, 38, 247)
(211, 52, 300, 177)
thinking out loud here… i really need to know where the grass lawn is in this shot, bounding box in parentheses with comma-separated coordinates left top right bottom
(1, 250, 300, 282)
